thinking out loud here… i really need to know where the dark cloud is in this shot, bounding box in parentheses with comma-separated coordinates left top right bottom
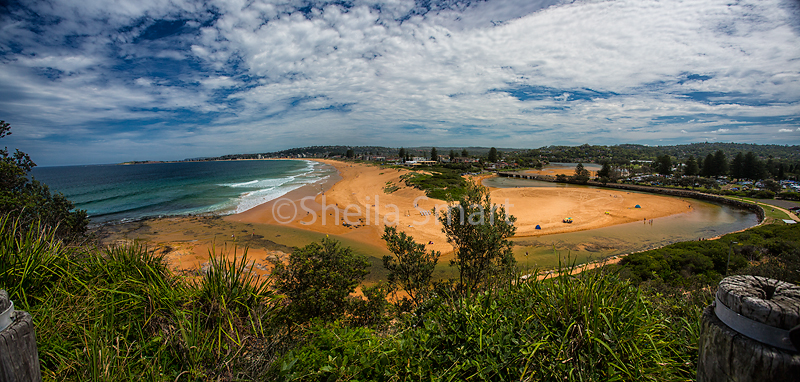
(0, 0, 798, 165)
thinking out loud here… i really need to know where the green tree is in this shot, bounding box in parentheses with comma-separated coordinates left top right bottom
(766, 157, 775, 177)
(488, 147, 498, 163)
(596, 162, 612, 178)
(701, 153, 716, 177)
(272, 237, 369, 324)
(697, 155, 704, 174)
(573, 163, 590, 184)
(461, 149, 469, 157)
(763, 179, 781, 193)
(0, 121, 88, 240)
(438, 181, 517, 294)
(743, 151, 765, 180)
(449, 149, 456, 161)
(574, 163, 589, 177)
(346, 148, 355, 159)
(656, 155, 672, 176)
(431, 147, 438, 162)
(381, 226, 440, 306)
(398, 147, 406, 161)
(714, 150, 728, 176)
(684, 156, 699, 176)
(730, 152, 745, 179)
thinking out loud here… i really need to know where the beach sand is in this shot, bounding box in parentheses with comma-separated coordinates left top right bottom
(522, 165, 597, 177)
(97, 159, 691, 274)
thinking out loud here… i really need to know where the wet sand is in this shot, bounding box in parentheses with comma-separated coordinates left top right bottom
(97, 159, 692, 273)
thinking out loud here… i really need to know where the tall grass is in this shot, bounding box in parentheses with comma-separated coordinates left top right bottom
(1, 215, 707, 381)
(0, 215, 69, 307)
(0, 216, 284, 381)
(275, 263, 699, 381)
(196, 245, 283, 369)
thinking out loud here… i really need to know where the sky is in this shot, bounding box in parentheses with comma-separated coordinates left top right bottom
(1, 0, 799, 166)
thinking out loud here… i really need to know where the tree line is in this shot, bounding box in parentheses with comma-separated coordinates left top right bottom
(653, 149, 783, 180)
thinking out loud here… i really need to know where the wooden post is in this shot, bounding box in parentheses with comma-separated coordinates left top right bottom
(0, 290, 42, 382)
(697, 276, 800, 381)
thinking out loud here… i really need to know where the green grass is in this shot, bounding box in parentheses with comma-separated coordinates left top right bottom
(400, 166, 469, 200)
(720, 195, 794, 221)
(274, 263, 699, 381)
(5, 212, 796, 381)
(614, 222, 800, 286)
(0, 216, 284, 381)
(382, 181, 400, 194)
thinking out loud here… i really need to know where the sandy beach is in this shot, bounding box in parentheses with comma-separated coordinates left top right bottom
(522, 164, 598, 177)
(97, 159, 692, 273)
(229, 159, 691, 253)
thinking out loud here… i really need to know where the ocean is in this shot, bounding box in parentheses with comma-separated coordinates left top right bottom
(30, 160, 334, 224)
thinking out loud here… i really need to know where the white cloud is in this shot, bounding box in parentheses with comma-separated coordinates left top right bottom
(779, 128, 794, 132)
(200, 76, 238, 89)
(1, 0, 799, 164)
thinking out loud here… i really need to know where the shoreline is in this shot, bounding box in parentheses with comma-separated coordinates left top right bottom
(225, 159, 695, 257)
(91, 159, 337, 227)
(95, 159, 756, 275)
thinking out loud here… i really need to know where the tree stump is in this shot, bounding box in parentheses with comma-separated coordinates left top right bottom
(697, 275, 800, 381)
(0, 290, 42, 382)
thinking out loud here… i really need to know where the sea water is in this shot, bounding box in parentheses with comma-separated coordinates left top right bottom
(31, 160, 334, 224)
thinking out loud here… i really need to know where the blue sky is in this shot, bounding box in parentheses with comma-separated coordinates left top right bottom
(1, 0, 799, 166)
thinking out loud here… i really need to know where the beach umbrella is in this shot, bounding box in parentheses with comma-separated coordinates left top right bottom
(535, 225, 541, 230)
(635, 205, 641, 208)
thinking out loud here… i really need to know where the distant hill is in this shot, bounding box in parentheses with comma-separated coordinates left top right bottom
(212, 145, 502, 160)
(519, 143, 799, 165)
(203, 142, 799, 165)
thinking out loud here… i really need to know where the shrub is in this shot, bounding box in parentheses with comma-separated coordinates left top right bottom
(272, 237, 369, 325)
(274, 266, 697, 381)
(0, 121, 88, 240)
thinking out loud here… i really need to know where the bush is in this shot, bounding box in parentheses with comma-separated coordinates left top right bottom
(0, 121, 88, 240)
(778, 191, 800, 201)
(274, 266, 696, 381)
(272, 237, 370, 325)
(617, 223, 800, 286)
(619, 241, 747, 286)
(748, 190, 775, 199)
(401, 167, 468, 200)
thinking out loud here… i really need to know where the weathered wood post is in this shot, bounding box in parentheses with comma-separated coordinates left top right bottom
(697, 275, 800, 381)
(0, 290, 42, 382)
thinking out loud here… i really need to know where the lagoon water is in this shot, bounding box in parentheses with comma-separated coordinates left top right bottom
(483, 175, 761, 268)
(31, 160, 334, 224)
(31, 160, 760, 269)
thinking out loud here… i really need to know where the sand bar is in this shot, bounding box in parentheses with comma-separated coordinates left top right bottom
(227, 159, 691, 257)
(98, 159, 692, 271)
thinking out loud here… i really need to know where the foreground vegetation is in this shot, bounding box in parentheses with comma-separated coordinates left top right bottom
(0, 215, 286, 380)
(617, 222, 800, 287)
(2, 214, 703, 381)
(2, 121, 799, 380)
(5, 213, 797, 380)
